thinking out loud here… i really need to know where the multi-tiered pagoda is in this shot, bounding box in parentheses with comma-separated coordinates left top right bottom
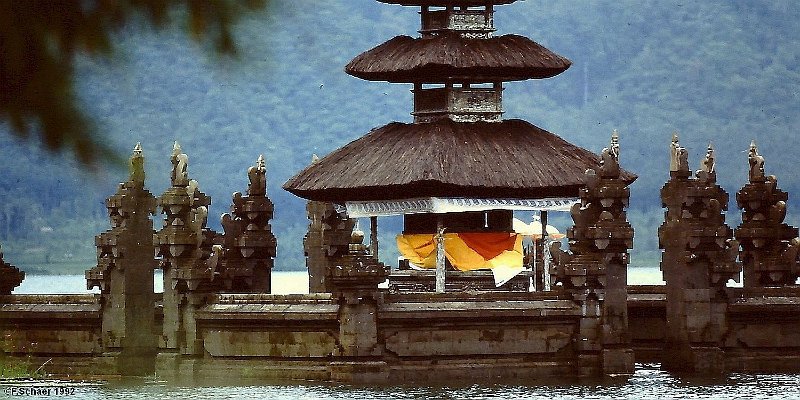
(284, 0, 634, 290)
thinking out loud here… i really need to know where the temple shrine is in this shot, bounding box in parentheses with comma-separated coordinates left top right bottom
(283, 0, 635, 293)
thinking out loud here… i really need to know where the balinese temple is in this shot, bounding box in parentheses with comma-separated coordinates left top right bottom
(283, 0, 635, 291)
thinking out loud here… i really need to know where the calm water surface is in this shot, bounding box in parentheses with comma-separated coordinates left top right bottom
(15, 268, 668, 295)
(14, 271, 311, 295)
(2, 364, 799, 399)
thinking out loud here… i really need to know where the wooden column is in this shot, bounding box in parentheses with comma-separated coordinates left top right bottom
(370, 216, 379, 261)
(435, 216, 445, 293)
(542, 210, 551, 291)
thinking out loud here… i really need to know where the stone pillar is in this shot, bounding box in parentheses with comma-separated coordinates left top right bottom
(328, 227, 388, 383)
(218, 155, 277, 292)
(735, 141, 800, 287)
(551, 131, 635, 376)
(0, 244, 24, 295)
(305, 201, 355, 293)
(85, 143, 157, 376)
(658, 138, 740, 375)
(154, 142, 219, 361)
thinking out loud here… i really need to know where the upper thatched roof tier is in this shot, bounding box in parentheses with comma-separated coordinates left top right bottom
(345, 34, 571, 83)
(283, 119, 636, 202)
(377, 0, 518, 5)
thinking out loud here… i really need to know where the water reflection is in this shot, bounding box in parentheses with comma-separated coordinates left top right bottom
(8, 364, 796, 400)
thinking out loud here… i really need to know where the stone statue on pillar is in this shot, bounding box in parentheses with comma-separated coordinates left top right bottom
(303, 157, 357, 293)
(155, 142, 220, 356)
(735, 141, 800, 286)
(217, 155, 277, 292)
(85, 143, 158, 375)
(658, 135, 740, 375)
(550, 130, 635, 376)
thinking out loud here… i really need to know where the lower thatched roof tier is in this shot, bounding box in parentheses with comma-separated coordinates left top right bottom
(283, 119, 636, 202)
(345, 34, 571, 83)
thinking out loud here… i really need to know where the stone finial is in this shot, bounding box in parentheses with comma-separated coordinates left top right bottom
(352, 221, 365, 244)
(696, 143, 716, 184)
(669, 134, 679, 171)
(669, 133, 689, 175)
(311, 154, 320, 164)
(349, 221, 368, 254)
(700, 143, 715, 174)
(748, 140, 766, 182)
(170, 141, 189, 187)
(129, 142, 146, 185)
(600, 130, 621, 177)
(247, 155, 267, 196)
(736, 142, 797, 286)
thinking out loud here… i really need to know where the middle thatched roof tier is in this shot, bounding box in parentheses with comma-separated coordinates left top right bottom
(283, 119, 636, 202)
(345, 34, 572, 83)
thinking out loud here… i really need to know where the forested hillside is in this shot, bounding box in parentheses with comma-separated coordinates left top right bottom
(2, 0, 800, 273)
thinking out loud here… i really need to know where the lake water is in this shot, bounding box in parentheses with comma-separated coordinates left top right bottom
(14, 271, 311, 295)
(15, 268, 672, 295)
(1, 363, 799, 399)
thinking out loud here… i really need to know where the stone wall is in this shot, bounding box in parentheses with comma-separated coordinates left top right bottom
(151, 290, 582, 382)
(3, 287, 800, 380)
(0, 295, 108, 375)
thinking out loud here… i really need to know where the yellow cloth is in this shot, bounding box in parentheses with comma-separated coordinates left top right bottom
(396, 233, 523, 271)
(396, 234, 437, 268)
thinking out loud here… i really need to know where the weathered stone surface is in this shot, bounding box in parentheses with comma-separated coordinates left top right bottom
(735, 141, 800, 287)
(155, 143, 221, 357)
(386, 357, 577, 382)
(316, 226, 389, 358)
(384, 325, 573, 356)
(0, 295, 103, 357)
(380, 299, 580, 319)
(84, 143, 158, 375)
(658, 138, 739, 375)
(388, 270, 534, 293)
(330, 361, 389, 384)
(602, 348, 635, 375)
(216, 155, 277, 292)
(203, 330, 338, 357)
(305, 199, 355, 293)
(550, 131, 635, 375)
(1, 329, 101, 354)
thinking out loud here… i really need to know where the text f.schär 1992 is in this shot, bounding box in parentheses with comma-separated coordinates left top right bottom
(2, 386, 78, 397)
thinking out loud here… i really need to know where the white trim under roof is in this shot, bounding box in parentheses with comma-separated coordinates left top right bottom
(336, 197, 579, 218)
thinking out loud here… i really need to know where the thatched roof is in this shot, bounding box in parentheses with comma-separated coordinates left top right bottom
(283, 119, 636, 202)
(377, 0, 518, 5)
(346, 34, 571, 83)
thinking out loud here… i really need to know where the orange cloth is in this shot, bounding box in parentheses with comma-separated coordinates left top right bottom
(396, 233, 523, 271)
(457, 232, 518, 260)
